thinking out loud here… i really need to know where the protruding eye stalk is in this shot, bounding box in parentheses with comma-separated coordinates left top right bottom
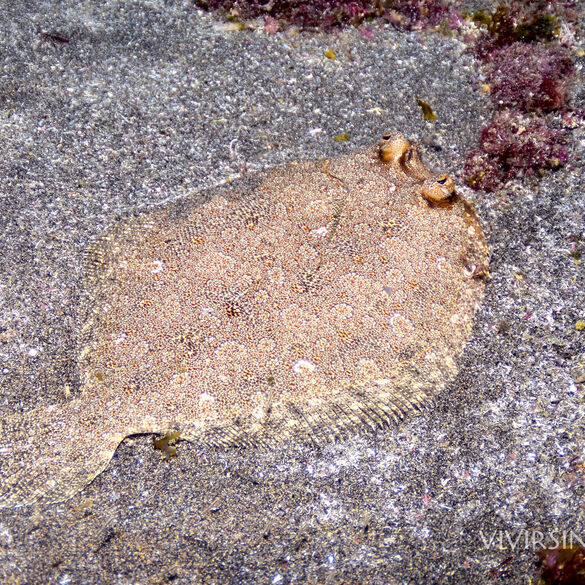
(378, 132, 429, 178)
(378, 132, 411, 165)
(420, 173, 455, 205)
(379, 131, 456, 206)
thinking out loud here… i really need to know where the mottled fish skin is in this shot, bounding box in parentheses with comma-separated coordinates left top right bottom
(0, 132, 489, 508)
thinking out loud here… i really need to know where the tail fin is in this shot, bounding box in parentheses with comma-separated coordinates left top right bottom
(0, 399, 123, 508)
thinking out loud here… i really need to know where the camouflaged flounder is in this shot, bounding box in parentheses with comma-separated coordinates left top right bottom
(0, 132, 489, 507)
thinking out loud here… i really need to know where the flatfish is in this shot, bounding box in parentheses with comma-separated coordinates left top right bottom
(0, 132, 489, 507)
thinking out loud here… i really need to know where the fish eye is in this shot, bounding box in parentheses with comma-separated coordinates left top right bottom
(437, 177, 447, 185)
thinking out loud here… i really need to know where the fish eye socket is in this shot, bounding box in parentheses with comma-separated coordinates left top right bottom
(382, 134, 391, 140)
